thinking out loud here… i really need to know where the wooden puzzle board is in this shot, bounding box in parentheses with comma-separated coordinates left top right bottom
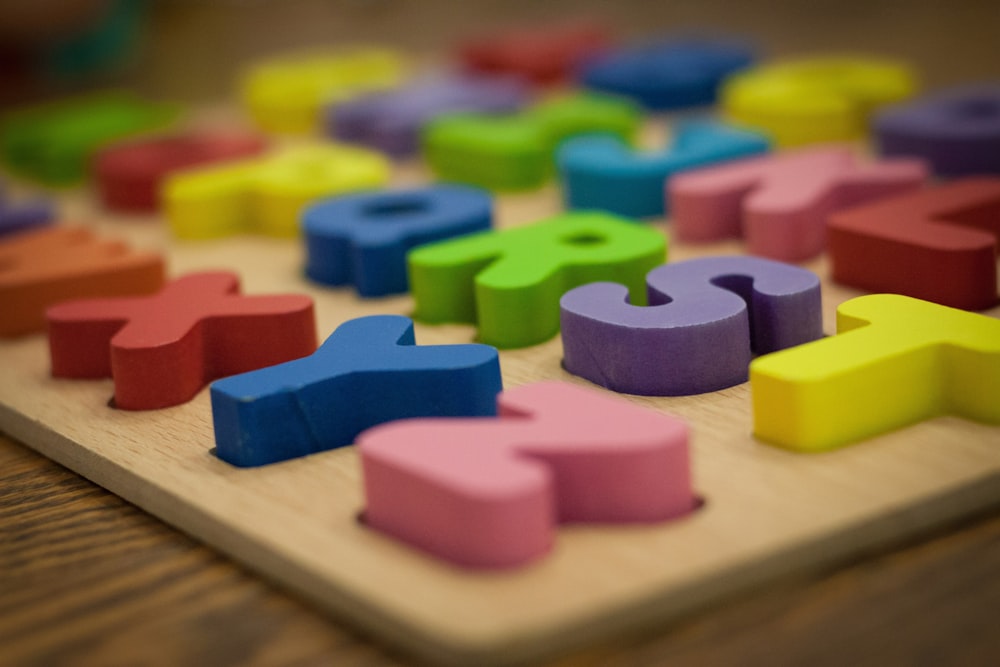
(2, 128, 999, 666)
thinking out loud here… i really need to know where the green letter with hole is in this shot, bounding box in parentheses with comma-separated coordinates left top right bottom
(408, 211, 667, 348)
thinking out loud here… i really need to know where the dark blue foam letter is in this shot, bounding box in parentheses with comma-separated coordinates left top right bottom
(303, 184, 492, 297)
(211, 315, 502, 466)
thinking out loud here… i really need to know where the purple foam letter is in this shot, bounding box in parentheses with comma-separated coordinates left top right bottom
(328, 74, 527, 157)
(876, 83, 1000, 176)
(560, 256, 823, 395)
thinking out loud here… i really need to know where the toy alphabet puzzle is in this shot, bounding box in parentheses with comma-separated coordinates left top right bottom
(1, 89, 999, 667)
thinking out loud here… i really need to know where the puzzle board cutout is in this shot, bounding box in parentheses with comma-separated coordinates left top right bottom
(1, 130, 999, 666)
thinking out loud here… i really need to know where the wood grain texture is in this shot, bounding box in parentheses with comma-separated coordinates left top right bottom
(3, 433, 1000, 666)
(0, 434, 403, 667)
(2, 125, 999, 664)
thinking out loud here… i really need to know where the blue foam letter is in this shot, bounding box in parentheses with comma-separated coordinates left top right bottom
(558, 121, 769, 218)
(580, 39, 755, 110)
(303, 184, 492, 297)
(211, 315, 502, 466)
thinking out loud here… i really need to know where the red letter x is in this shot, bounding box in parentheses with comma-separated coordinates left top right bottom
(47, 271, 317, 410)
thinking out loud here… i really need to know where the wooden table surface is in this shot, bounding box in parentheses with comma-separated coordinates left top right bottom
(3, 429, 999, 666)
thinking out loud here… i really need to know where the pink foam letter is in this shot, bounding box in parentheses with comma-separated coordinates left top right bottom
(359, 381, 693, 569)
(669, 145, 926, 261)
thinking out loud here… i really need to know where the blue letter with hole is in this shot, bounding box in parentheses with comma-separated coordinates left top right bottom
(303, 184, 492, 297)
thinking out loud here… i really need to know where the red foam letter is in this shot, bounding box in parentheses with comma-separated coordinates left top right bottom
(47, 271, 316, 410)
(95, 131, 266, 212)
(458, 21, 609, 86)
(828, 178, 1000, 310)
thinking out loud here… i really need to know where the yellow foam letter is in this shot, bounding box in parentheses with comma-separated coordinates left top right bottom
(722, 57, 917, 147)
(165, 145, 389, 239)
(241, 49, 403, 134)
(751, 294, 1000, 451)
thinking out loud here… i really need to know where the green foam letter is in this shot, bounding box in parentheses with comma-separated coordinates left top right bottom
(409, 211, 666, 348)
